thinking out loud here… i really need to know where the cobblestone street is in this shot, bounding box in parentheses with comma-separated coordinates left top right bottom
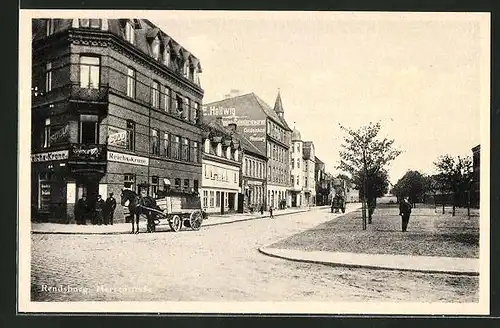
(31, 205, 478, 302)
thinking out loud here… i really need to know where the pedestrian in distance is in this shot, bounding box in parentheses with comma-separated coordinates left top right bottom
(104, 192, 117, 225)
(269, 205, 274, 219)
(399, 197, 412, 232)
(75, 194, 88, 225)
(95, 194, 105, 225)
(260, 204, 264, 215)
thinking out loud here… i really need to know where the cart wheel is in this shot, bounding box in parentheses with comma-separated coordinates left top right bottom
(169, 215, 182, 232)
(189, 210, 203, 231)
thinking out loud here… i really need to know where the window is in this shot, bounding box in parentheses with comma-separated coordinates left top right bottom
(297, 176, 300, 185)
(183, 60, 189, 77)
(234, 172, 237, 183)
(126, 120, 135, 151)
(79, 19, 101, 29)
(126, 67, 135, 98)
(268, 165, 271, 181)
(125, 21, 135, 44)
(193, 102, 200, 123)
(245, 159, 248, 175)
(44, 62, 53, 92)
(42, 118, 51, 149)
(193, 180, 199, 192)
(151, 176, 159, 198)
(176, 95, 183, 115)
(80, 56, 100, 89)
(46, 19, 55, 36)
(216, 191, 220, 207)
(150, 128, 160, 155)
(79, 114, 98, 144)
(181, 137, 189, 161)
(191, 141, 199, 163)
(184, 179, 190, 190)
(163, 87, 171, 112)
(163, 47, 170, 67)
(305, 177, 308, 188)
(151, 81, 160, 108)
(184, 97, 190, 120)
(162, 132, 170, 157)
(152, 36, 160, 60)
(297, 144, 300, 152)
(209, 191, 215, 207)
(297, 159, 300, 168)
(291, 175, 294, 185)
(171, 136, 180, 160)
(203, 190, 208, 207)
(174, 178, 181, 189)
(124, 173, 135, 190)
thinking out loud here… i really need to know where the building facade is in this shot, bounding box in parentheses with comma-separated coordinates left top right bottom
(202, 92, 292, 210)
(289, 128, 316, 207)
(302, 141, 316, 206)
(31, 18, 204, 223)
(314, 156, 329, 205)
(200, 120, 241, 215)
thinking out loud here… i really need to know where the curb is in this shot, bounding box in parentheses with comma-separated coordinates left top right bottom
(258, 247, 479, 276)
(31, 209, 311, 235)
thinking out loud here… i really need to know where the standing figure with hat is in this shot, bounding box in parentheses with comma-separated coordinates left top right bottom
(75, 194, 88, 225)
(95, 194, 105, 225)
(104, 192, 117, 225)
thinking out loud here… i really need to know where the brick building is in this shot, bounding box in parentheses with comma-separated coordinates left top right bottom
(31, 18, 204, 223)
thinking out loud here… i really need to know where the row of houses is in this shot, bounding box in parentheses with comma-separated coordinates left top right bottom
(30, 18, 331, 223)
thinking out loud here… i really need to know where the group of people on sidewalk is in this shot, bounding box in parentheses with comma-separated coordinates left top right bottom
(74, 193, 117, 225)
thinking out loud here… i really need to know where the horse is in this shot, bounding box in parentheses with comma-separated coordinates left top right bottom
(120, 189, 161, 233)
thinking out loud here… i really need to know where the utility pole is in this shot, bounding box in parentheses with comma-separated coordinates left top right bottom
(361, 148, 368, 230)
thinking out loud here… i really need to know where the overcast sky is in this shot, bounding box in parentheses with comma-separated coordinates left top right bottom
(155, 12, 488, 184)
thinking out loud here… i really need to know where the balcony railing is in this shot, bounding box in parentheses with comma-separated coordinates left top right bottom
(32, 83, 109, 108)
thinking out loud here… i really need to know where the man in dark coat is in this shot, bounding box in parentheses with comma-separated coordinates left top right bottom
(104, 192, 117, 225)
(399, 197, 412, 232)
(95, 194, 105, 225)
(75, 195, 88, 225)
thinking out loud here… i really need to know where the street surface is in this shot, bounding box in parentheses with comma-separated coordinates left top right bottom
(31, 204, 478, 302)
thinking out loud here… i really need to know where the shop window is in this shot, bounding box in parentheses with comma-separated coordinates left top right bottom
(124, 173, 135, 190)
(216, 191, 220, 207)
(126, 120, 135, 151)
(80, 56, 100, 89)
(209, 191, 214, 207)
(42, 118, 51, 149)
(151, 80, 160, 108)
(163, 132, 170, 158)
(203, 190, 208, 207)
(46, 19, 55, 36)
(79, 19, 101, 29)
(125, 21, 135, 44)
(151, 176, 159, 198)
(193, 180, 199, 192)
(38, 172, 52, 210)
(79, 114, 98, 144)
(45, 62, 52, 92)
(126, 67, 135, 98)
(150, 128, 160, 155)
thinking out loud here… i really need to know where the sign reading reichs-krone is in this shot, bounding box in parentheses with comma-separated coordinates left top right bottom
(31, 150, 69, 162)
(107, 151, 149, 166)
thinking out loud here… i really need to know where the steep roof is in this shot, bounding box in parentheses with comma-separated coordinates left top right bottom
(315, 156, 324, 165)
(233, 130, 266, 158)
(274, 91, 284, 115)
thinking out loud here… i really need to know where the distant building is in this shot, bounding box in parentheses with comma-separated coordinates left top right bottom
(314, 156, 329, 205)
(471, 144, 480, 208)
(200, 119, 241, 215)
(203, 91, 293, 209)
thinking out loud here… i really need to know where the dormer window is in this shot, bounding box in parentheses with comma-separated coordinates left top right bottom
(163, 47, 170, 67)
(79, 19, 101, 29)
(183, 60, 189, 77)
(216, 143, 222, 157)
(125, 21, 135, 44)
(204, 139, 210, 153)
(226, 147, 231, 159)
(152, 36, 160, 61)
(234, 149, 239, 161)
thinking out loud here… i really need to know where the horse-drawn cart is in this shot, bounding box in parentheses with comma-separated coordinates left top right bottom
(121, 188, 207, 233)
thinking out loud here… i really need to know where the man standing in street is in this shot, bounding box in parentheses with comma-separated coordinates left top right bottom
(399, 197, 412, 232)
(104, 192, 117, 225)
(75, 195, 88, 225)
(269, 205, 274, 219)
(95, 195, 105, 225)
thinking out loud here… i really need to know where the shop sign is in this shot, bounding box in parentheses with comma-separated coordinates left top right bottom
(49, 125, 69, 144)
(70, 144, 105, 162)
(108, 127, 127, 147)
(107, 151, 149, 166)
(31, 150, 69, 162)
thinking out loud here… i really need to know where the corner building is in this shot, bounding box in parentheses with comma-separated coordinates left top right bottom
(31, 19, 204, 223)
(203, 92, 293, 209)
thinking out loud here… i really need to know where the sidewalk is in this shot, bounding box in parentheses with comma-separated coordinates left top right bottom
(258, 247, 479, 276)
(31, 206, 322, 235)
